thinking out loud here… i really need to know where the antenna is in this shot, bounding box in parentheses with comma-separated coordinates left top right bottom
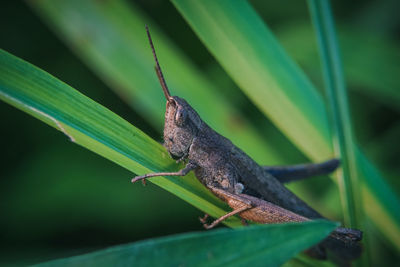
(145, 25, 171, 100)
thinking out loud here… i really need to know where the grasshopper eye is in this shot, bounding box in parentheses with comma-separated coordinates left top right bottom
(175, 108, 187, 126)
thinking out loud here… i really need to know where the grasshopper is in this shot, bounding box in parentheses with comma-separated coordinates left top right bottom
(132, 26, 362, 262)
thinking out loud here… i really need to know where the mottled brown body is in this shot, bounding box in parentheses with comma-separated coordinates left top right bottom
(131, 26, 363, 263)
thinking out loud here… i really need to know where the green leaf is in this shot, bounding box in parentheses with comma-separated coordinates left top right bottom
(171, 0, 400, 250)
(34, 221, 338, 267)
(0, 48, 242, 228)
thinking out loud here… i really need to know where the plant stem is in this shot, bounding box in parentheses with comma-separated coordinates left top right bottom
(306, 0, 362, 230)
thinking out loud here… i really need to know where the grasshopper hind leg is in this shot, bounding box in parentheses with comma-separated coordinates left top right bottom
(201, 205, 251, 229)
(200, 186, 253, 229)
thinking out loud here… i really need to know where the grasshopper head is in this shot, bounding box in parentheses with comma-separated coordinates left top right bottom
(145, 26, 201, 160)
(163, 96, 202, 160)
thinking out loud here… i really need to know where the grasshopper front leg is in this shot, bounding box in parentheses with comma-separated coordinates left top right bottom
(131, 162, 197, 183)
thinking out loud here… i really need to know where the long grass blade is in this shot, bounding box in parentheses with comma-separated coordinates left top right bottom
(35, 221, 338, 267)
(307, 1, 365, 264)
(307, 0, 362, 230)
(0, 49, 242, 228)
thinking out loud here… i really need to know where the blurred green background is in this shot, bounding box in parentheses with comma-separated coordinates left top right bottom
(1, 0, 399, 265)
